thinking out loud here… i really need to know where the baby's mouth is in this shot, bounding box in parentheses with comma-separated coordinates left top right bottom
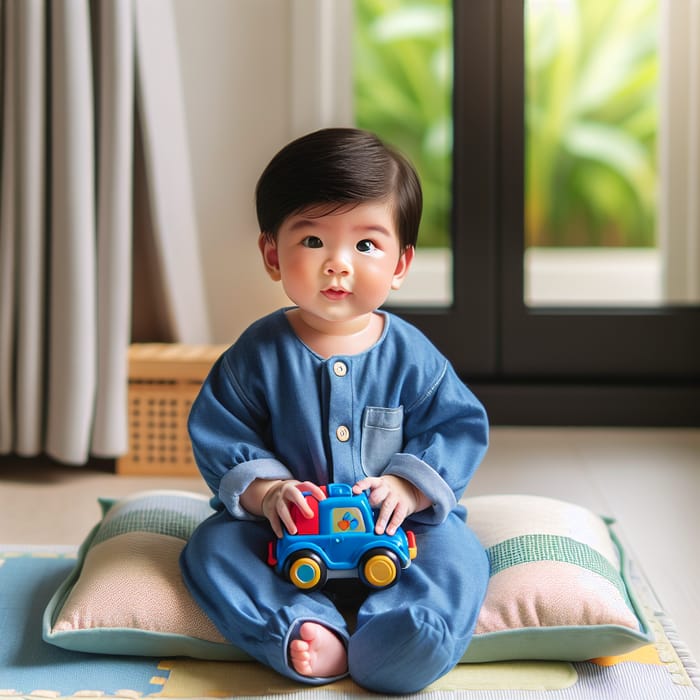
(321, 288, 351, 301)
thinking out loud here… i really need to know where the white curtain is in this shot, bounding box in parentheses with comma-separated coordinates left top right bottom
(0, 0, 210, 465)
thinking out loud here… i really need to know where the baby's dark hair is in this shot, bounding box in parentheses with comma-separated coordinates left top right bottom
(255, 128, 422, 250)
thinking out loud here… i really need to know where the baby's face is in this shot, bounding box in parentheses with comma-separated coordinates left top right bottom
(261, 200, 412, 336)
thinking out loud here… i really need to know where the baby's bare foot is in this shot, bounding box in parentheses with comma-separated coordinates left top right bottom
(289, 622, 347, 678)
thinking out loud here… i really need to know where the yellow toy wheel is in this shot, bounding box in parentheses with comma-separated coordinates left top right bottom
(360, 549, 400, 589)
(286, 551, 327, 591)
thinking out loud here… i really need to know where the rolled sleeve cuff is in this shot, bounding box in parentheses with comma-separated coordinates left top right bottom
(384, 454, 457, 524)
(219, 458, 295, 519)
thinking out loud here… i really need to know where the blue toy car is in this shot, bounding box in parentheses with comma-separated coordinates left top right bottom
(267, 483, 417, 592)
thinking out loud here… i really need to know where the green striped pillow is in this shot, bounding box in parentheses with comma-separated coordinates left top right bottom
(461, 494, 653, 662)
(43, 490, 246, 660)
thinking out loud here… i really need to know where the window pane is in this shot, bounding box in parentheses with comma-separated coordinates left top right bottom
(524, 0, 661, 307)
(353, 0, 453, 306)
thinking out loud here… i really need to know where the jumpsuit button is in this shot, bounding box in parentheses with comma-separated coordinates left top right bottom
(333, 361, 347, 377)
(336, 425, 350, 442)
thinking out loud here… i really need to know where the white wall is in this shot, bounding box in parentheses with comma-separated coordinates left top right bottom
(172, 0, 291, 343)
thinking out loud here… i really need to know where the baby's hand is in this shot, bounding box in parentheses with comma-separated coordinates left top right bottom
(262, 480, 326, 538)
(352, 475, 426, 536)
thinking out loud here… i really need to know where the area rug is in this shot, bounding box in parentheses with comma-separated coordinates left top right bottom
(1, 546, 698, 700)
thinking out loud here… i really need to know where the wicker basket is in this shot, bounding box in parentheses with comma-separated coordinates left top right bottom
(116, 343, 226, 476)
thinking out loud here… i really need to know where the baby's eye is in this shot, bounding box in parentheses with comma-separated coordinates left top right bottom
(302, 236, 323, 249)
(356, 239, 376, 253)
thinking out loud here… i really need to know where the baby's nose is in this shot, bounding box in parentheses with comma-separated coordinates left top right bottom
(324, 253, 352, 276)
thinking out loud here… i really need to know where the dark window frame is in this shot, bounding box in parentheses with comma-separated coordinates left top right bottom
(389, 1, 700, 426)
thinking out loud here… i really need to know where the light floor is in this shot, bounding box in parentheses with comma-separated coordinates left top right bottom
(1, 427, 698, 662)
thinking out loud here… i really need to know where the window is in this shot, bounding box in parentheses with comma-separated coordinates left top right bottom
(293, 0, 700, 424)
(332, 508, 366, 533)
(525, 0, 661, 307)
(474, 0, 700, 424)
(354, 0, 453, 306)
(523, 0, 700, 309)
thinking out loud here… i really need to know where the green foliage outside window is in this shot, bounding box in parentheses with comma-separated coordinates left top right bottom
(526, 0, 659, 248)
(354, 0, 452, 248)
(354, 0, 658, 250)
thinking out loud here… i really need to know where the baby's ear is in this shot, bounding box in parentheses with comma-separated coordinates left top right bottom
(259, 234, 282, 281)
(391, 245, 415, 290)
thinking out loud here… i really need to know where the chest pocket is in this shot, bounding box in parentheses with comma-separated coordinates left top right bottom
(360, 406, 404, 476)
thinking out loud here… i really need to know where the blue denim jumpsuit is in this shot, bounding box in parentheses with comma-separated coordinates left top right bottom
(180, 309, 490, 694)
